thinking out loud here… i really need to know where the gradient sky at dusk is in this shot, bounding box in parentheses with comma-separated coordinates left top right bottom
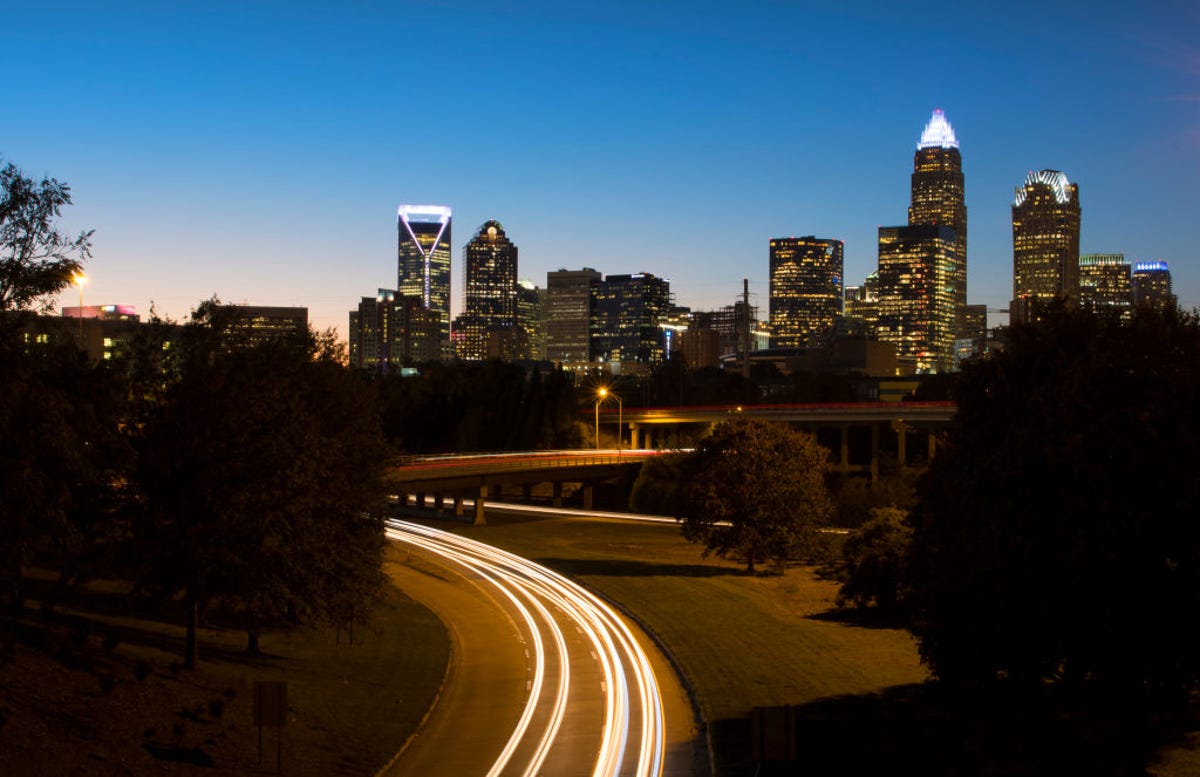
(4, 0, 1196, 337)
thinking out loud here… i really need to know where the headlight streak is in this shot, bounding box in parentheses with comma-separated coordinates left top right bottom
(386, 519, 665, 777)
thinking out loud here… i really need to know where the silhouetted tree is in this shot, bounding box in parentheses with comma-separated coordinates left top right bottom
(836, 507, 912, 613)
(131, 304, 390, 666)
(906, 303, 1200, 705)
(629, 452, 689, 516)
(678, 419, 833, 573)
(0, 158, 92, 314)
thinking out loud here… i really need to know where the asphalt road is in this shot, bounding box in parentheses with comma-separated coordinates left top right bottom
(382, 520, 706, 777)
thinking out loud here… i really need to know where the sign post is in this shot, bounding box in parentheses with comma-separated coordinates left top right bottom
(254, 680, 287, 774)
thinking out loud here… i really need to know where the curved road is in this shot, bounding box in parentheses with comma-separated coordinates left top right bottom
(383, 519, 702, 777)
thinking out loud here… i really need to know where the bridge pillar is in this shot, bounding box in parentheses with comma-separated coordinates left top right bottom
(839, 424, 850, 475)
(433, 493, 444, 511)
(475, 484, 487, 526)
(454, 496, 464, 517)
(552, 481, 563, 508)
(416, 491, 426, 509)
(928, 431, 937, 461)
(870, 423, 880, 481)
(581, 484, 594, 510)
(894, 420, 908, 468)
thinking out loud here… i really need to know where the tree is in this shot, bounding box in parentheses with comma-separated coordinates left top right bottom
(836, 506, 912, 613)
(678, 419, 833, 573)
(131, 305, 391, 666)
(0, 159, 92, 314)
(905, 303, 1200, 701)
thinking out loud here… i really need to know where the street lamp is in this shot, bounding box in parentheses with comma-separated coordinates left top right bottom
(72, 271, 88, 340)
(594, 387, 623, 452)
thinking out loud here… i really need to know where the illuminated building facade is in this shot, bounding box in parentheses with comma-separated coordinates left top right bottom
(909, 109, 967, 334)
(514, 279, 544, 361)
(843, 270, 881, 336)
(546, 268, 601, 363)
(397, 205, 452, 357)
(591, 272, 671, 367)
(768, 236, 844, 348)
(1078, 254, 1132, 316)
(216, 305, 308, 350)
(1011, 170, 1080, 323)
(1132, 261, 1176, 309)
(458, 220, 518, 361)
(876, 225, 957, 372)
(349, 290, 441, 372)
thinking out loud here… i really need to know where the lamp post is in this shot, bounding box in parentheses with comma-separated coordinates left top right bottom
(72, 271, 88, 341)
(594, 387, 623, 452)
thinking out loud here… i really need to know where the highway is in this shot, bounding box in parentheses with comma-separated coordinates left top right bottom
(384, 519, 668, 777)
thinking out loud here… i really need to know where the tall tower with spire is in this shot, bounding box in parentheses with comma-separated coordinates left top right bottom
(398, 205, 452, 358)
(1011, 170, 1080, 323)
(908, 109, 967, 335)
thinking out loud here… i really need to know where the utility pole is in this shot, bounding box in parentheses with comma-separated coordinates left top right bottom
(741, 278, 751, 380)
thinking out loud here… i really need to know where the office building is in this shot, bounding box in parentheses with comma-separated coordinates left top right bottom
(843, 271, 881, 337)
(349, 290, 441, 373)
(397, 205, 452, 357)
(1078, 254, 1132, 316)
(909, 109, 967, 334)
(877, 225, 957, 373)
(546, 268, 601, 364)
(216, 305, 308, 349)
(1132, 261, 1176, 309)
(768, 236, 844, 348)
(1011, 170, 1080, 323)
(457, 220, 519, 361)
(514, 279, 545, 361)
(591, 272, 671, 368)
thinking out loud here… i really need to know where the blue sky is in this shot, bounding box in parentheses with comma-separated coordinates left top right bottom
(3, 0, 1196, 336)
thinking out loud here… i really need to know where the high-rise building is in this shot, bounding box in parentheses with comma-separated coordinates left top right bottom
(514, 279, 544, 361)
(349, 290, 441, 373)
(591, 272, 671, 368)
(546, 268, 601, 364)
(768, 236, 844, 348)
(1011, 170, 1080, 323)
(909, 109, 967, 334)
(843, 270, 881, 337)
(457, 220, 518, 361)
(1078, 254, 1132, 316)
(1132, 261, 1176, 309)
(216, 305, 308, 350)
(397, 205, 452, 357)
(877, 225, 957, 373)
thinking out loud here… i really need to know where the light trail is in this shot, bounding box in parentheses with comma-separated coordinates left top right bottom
(386, 519, 665, 777)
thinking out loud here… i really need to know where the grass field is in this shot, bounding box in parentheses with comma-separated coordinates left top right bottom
(430, 511, 1200, 776)
(0, 544, 448, 776)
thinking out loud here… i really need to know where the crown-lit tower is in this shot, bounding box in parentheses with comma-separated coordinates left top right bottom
(458, 220, 518, 360)
(1011, 170, 1080, 323)
(909, 109, 966, 335)
(398, 205, 452, 357)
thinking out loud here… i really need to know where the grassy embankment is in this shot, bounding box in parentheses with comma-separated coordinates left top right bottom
(439, 511, 1200, 776)
(0, 545, 447, 776)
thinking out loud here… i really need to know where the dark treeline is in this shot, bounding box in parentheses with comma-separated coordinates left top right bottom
(377, 361, 584, 453)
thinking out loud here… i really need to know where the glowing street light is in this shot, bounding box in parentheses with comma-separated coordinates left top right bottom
(594, 387, 623, 452)
(72, 271, 88, 340)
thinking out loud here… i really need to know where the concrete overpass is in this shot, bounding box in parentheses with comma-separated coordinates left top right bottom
(389, 450, 658, 525)
(598, 401, 957, 478)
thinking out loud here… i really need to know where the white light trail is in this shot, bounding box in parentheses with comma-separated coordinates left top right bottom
(386, 520, 665, 777)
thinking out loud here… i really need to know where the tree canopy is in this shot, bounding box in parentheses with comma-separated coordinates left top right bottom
(0, 159, 92, 314)
(678, 419, 833, 573)
(906, 303, 1200, 698)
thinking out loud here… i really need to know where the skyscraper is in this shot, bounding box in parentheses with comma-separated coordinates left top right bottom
(1078, 254, 1132, 316)
(768, 236, 844, 348)
(1011, 170, 1080, 323)
(348, 289, 441, 373)
(546, 268, 601, 364)
(1132, 261, 1176, 309)
(877, 224, 957, 373)
(397, 205, 452, 357)
(909, 109, 967, 334)
(458, 220, 518, 361)
(591, 273, 671, 368)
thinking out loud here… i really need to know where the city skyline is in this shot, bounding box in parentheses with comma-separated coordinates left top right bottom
(2, 1, 1192, 337)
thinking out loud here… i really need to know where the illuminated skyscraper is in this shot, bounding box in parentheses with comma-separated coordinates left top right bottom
(877, 225, 957, 373)
(397, 205, 452, 357)
(1132, 261, 1176, 309)
(1011, 170, 1080, 323)
(348, 290, 441, 373)
(909, 109, 967, 333)
(768, 236, 844, 348)
(591, 273, 671, 368)
(458, 220, 518, 361)
(546, 268, 601, 363)
(1078, 254, 1132, 316)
